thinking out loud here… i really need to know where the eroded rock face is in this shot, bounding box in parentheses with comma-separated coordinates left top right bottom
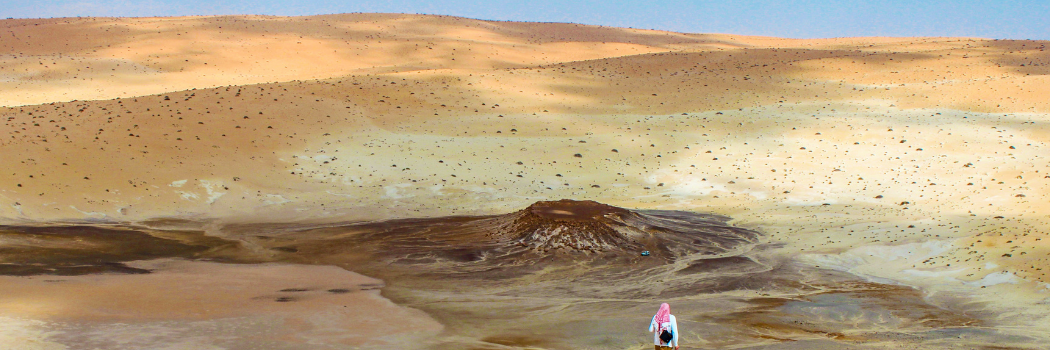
(481, 200, 762, 261)
(498, 200, 643, 252)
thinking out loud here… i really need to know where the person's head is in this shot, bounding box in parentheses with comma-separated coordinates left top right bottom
(655, 302, 671, 323)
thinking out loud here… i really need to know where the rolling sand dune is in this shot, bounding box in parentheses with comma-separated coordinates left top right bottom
(0, 14, 791, 107)
(2, 13, 1050, 349)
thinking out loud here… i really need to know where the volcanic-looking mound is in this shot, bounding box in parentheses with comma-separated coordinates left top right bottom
(499, 200, 640, 252)
(278, 200, 762, 271)
(489, 199, 761, 259)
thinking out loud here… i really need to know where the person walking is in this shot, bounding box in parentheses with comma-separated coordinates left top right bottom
(648, 303, 679, 350)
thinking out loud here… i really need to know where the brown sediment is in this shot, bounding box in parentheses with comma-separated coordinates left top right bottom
(0, 259, 444, 348)
(479, 334, 551, 348)
(0, 225, 248, 276)
(712, 280, 984, 345)
(238, 201, 1002, 349)
(268, 200, 763, 285)
(676, 256, 761, 275)
(0, 201, 1027, 349)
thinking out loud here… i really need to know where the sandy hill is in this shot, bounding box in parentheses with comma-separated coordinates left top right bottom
(1, 13, 1049, 304)
(0, 13, 802, 107)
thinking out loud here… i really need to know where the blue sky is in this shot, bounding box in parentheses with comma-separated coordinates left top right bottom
(3, 0, 1048, 39)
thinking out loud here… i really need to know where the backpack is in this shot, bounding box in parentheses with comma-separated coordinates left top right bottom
(659, 328, 673, 343)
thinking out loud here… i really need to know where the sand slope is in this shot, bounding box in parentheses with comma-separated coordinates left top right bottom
(1, 13, 1050, 348)
(2, 14, 1049, 275)
(0, 14, 792, 107)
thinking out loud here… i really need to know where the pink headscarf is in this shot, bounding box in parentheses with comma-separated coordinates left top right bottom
(654, 303, 671, 331)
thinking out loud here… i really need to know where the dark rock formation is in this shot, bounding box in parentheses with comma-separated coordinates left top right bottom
(498, 200, 642, 252)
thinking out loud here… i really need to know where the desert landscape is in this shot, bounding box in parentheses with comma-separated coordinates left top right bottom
(1, 13, 1049, 349)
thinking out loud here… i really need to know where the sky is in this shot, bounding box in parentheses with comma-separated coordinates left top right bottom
(2, 0, 1048, 40)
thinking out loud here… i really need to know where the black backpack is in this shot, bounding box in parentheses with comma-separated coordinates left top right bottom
(659, 329, 673, 343)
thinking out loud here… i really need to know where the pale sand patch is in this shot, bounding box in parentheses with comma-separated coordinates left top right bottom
(0, 316, 67, 350)
(801, 239, 1050, 337)
(0, 259, 442, 350)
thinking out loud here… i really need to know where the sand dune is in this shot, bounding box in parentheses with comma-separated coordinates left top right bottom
(1, 13, 1050, 350)
(0, 14, 790, 107)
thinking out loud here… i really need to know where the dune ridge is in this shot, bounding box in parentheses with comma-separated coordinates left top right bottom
(1, 13, 1050, 349)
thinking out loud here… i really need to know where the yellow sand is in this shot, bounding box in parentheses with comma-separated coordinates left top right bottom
(1, 13, 1049, 344)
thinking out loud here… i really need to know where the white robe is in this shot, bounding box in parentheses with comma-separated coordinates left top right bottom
(648, 314, 679, 347)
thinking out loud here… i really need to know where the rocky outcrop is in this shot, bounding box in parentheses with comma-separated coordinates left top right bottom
(496, 200, 645, 252)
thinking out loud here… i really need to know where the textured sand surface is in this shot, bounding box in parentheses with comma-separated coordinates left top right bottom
(2, 13, 1050, 349)
(0, 259, 442, 349)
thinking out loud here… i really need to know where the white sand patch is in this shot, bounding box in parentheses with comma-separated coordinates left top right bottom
(801, 239, 1050, 332)
(325, 190, 355, 197)
(804, 240, 956, 282)
(169, 180, 188, 188)
(68, 206, 107, 219)
(658, 176, 727, 197)
(383, 184, 414, 199)
(198, 180, 226, 204)
(262, 194, 290, 205)
(661, 177, 770, 200)
(965, 271, 1020, 287)
(0, 316, 67, 350)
